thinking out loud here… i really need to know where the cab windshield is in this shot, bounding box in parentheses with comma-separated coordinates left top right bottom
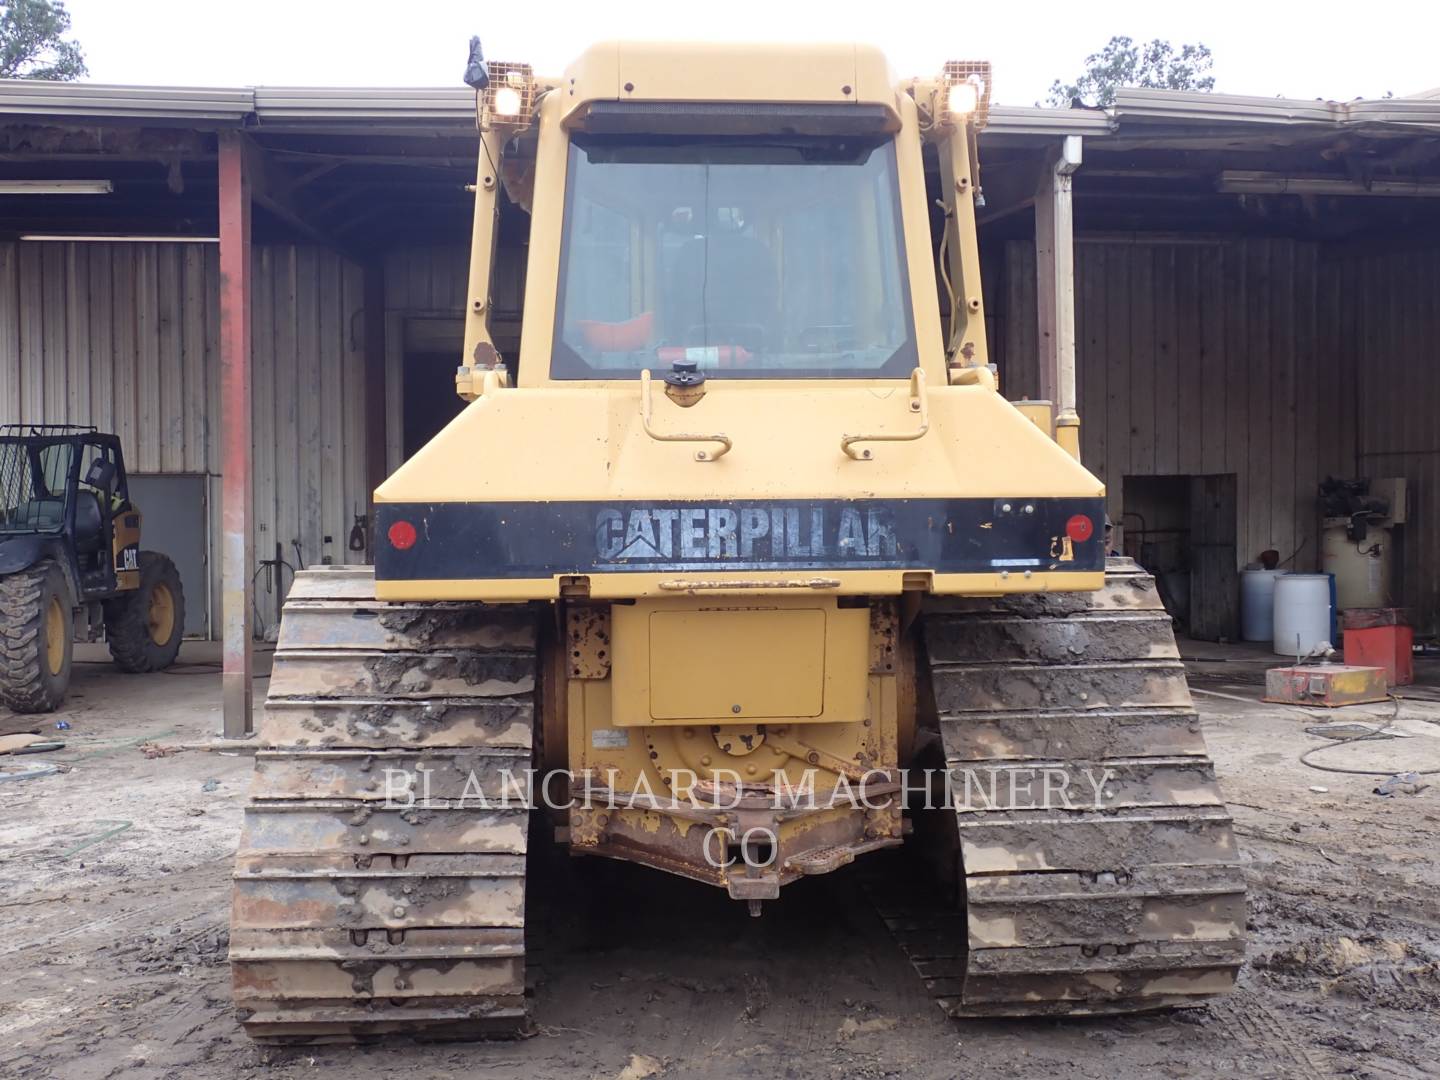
(552, 134, 917, 379)
(0, 440, 73, 533)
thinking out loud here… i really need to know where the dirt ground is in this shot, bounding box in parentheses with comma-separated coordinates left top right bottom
(3, 640, 1440, 1080)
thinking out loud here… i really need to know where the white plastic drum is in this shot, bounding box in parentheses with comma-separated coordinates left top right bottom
(1272, 574, 1332, 657)
(1240, 569, 1285, 643)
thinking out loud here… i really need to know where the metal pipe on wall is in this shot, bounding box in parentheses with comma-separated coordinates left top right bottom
(1035, 135, 1083, 460)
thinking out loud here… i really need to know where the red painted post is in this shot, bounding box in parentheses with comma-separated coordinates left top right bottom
(218, 130, 254, 738)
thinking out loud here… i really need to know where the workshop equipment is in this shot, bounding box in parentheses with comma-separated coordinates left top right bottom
(1319, 476, 1406, 611)
(1264, 663, 1389, 707)
(1273, 573, 1332, 657)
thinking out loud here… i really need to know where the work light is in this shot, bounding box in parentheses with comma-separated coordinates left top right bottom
(938, 61, 992, 129)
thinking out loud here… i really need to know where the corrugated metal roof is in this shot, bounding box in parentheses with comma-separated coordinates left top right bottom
(1113, 86, 1440, 132)
(980, 88, 1440, 144)
(0, 79, 479, 133)
(984, 88, 1440, 142)
(251, 86, 475, 126)
(1346, 97, 1440, 127)
(3, 77, 1438, 138)
(1113, 87, 1341, 125)
(984, 104, 1112, 139)
(0, 78, 252, 120)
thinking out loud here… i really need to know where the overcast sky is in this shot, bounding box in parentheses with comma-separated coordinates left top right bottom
(61, 0, 1439, 105)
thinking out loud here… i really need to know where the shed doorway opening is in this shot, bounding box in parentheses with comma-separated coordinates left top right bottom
(1122, 474, 1238, 642)
(401, 317, 467, 462)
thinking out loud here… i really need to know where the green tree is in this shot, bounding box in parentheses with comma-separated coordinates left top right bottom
(1047, 36, 1214, 108)
(1, 0, 86, 81)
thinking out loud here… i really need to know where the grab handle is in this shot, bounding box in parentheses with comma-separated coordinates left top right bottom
(840, 368, 929, 461)
(640, 370, 732, 462)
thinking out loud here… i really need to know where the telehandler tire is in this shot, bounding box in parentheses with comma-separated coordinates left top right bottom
(105, 551, 185, 673)
(0, 559, 73, 714)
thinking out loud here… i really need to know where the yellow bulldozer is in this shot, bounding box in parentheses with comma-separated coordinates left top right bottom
(230, 40, 1245, 1040)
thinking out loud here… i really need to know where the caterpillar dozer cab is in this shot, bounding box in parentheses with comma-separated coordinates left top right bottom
(0, 425, 184, 713)
(231, 40, 1245, 1040)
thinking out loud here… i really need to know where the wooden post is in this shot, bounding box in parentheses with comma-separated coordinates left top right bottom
(1035, 135, 1083, 458)
(218, 130, 254, 738)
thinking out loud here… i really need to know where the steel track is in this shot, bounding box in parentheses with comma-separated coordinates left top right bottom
(230, 567, 539, 1042)
(876, 558, 1246, 1016)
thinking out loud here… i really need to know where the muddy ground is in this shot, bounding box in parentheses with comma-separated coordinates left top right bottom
(3, 641, 1440, 1080)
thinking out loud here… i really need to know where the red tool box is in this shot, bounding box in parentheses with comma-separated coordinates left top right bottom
(1342, 608, 1413, 687)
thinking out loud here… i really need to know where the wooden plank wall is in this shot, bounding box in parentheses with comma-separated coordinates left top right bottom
(383, 242, 526, 349)
(380, 243, 525, 473)
(0, 240, 369, 638)
(1320, 246, 1440, 632)
(998, 235, 1357, 599)
(381, 245, 468, 474)
(383, 245, 469, 315)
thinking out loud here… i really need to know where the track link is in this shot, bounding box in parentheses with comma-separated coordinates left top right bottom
(230, 567, 538, 1042)
(890, 557, 1245, 1017)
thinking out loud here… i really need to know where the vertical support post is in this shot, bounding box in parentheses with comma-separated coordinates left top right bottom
(1035, 135, 1083, 459)
(362, 260, 387, 552)
(383, 313, 404, 475)
(218, 130, 254, 738)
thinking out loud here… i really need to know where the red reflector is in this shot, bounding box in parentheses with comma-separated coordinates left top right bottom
(1065, 514, 1094, 542)
(388, 520, 417, 550)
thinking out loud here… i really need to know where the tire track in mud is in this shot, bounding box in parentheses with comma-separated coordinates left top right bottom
(1207, 994, 1330, 1079)
(0, 878, 227, 959)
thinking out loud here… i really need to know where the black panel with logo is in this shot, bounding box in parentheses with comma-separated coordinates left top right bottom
(375, 498, 1104, 580)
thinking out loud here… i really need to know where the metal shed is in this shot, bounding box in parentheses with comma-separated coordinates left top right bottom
(1, 76, 1438, 736)
(979, 88, 1440, 640)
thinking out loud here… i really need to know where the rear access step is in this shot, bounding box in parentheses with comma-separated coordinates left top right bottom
(230, 567, 539, 1042)
(895, 558, 1245, 1017)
